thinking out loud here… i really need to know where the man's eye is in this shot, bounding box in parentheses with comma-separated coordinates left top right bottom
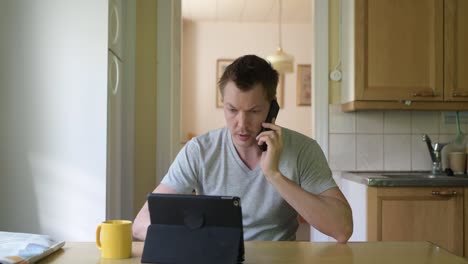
(229, 109, 237, 113)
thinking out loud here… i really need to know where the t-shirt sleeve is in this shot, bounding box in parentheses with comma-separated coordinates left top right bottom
(160, 139, 200, 194)
(297, 140, 337, 194)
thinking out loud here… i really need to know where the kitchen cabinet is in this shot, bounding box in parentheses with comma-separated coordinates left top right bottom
(340, 176, 468, 257)
(367, 187, 464, 256)
(341, 0, 468, 111)
(444, 0, 468, 101)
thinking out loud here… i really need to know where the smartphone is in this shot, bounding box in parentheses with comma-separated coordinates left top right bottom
(258, 100, 280, 151)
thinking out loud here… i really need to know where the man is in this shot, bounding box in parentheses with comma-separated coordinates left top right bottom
(133, 55, 353, 242)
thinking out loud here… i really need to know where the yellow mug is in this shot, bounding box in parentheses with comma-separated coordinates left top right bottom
(96, 220, 132, 259)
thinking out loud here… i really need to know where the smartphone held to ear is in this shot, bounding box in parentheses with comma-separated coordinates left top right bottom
(258, 100, 280, 152)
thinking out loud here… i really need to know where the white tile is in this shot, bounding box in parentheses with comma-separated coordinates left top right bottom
(329, 104, 355, 133)
(331, 171, 342, 188)
(439, 134, 456, 144)
(462, 111, 468, 133)
(439, 111, 468, 134)
(383, 111, 411, 134)
(411, 134, 438, 171)
(356, 111, 383, 134)
(329, 134, 356, 171)
(383, 135, 411, 170)
(332, 170, 342, 179)
(411, 111, 440, 134)
(329, 104, 341, 112)
(439, 111, 458, 134)
(356, 135, 384, 170)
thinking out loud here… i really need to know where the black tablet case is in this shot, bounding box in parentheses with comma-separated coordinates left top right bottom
(141, 194, 244, 264)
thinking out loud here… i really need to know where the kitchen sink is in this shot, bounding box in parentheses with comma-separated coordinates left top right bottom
(380, 172, 445, 178)
(343, 171, 468, 187)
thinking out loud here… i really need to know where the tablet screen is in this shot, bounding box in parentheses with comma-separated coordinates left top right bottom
(147, 193, 242, 228)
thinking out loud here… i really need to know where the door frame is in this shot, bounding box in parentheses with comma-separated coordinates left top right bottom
(311, 0, 330, 241)
(156, 0, 330, 241)
(156, 0, 182, 184)
(313, 0, 329, 158)
(156, 0, 329, 170)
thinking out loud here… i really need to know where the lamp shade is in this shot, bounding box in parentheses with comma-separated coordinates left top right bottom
(267, 47, 294, 73)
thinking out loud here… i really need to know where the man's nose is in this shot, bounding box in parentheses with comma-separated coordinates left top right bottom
(237, 112, 248, 128)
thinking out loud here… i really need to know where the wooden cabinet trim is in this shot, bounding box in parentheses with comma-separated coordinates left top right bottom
(341, 100, 468, 112)
(465, 187, 468, 257)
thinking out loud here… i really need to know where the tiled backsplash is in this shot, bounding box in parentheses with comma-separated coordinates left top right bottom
(328, 104, 468, 173)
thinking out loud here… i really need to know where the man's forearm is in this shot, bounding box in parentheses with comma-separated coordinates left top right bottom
(132, 222, 148, 241)
(132, 202, 150, 241)
(267, 172, 353, 243)
(132, 184, 179, 241)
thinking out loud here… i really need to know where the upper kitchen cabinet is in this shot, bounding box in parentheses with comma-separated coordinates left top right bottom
(341, 0, 468, 112)
(445, 0, 468, 101)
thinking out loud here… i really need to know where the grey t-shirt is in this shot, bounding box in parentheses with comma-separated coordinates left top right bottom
(161, 127, 336, 241)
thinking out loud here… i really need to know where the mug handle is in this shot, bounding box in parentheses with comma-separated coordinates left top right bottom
(96, 224, 102, 250)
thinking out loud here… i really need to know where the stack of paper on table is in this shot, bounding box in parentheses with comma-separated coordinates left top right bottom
(0, 232, 65, 264)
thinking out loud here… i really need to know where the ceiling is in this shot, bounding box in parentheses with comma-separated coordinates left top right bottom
(181, 0, 312, 24)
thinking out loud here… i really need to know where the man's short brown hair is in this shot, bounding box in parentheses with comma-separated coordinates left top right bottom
(218, 55, 279, 102)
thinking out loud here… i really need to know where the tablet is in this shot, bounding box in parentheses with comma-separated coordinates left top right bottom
(141, 193, 245, 264)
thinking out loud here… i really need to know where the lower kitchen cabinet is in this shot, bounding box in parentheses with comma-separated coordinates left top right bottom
(366, 187, 464, 256)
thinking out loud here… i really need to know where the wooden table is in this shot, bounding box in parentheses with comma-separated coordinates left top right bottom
(39, 241, 468, 264)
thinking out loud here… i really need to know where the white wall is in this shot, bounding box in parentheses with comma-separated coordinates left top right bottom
(181, 21, 313, 140)
(0, 0, 108, 241)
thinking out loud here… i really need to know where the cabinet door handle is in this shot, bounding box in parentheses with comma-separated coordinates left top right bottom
(452, 91, 468, 97)
(432, 191, 457, 197)
(111, 56, 120, 95)
(413, 91, 436, 97)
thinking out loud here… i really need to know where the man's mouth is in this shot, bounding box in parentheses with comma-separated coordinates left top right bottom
(237, 133, 251, 141)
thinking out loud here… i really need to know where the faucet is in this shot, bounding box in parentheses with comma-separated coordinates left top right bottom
(422, 134, 447, 175)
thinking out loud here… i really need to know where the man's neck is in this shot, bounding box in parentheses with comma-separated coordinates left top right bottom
(235, 145, 262, 170)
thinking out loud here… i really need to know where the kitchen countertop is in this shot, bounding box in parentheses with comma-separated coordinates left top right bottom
(343, 171, 468, 187)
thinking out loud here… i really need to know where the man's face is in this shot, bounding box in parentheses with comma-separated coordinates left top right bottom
(223, 81, 271, 150)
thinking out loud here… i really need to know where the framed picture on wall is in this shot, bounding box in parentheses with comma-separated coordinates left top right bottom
(216, 59, 234, 108)
(296, 64, 312, 106)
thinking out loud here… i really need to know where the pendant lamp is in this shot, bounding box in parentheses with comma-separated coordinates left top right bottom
(267, 0, 294, 73)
